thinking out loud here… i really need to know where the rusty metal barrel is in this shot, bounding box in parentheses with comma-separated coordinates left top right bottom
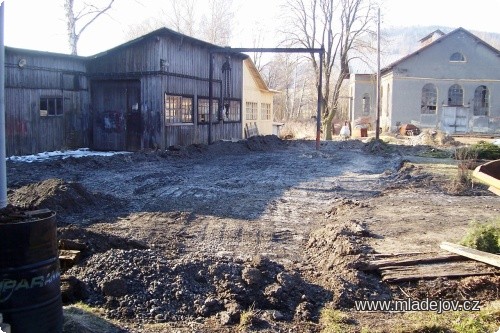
(0, 209, 62, 333)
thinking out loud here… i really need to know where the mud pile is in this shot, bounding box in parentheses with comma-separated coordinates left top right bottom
(8, 178, 125, 224)
(65, 251, 331, 326)
(304, 202, 391, 308)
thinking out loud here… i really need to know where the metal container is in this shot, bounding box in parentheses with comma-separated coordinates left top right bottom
(0, 209, 62, 333)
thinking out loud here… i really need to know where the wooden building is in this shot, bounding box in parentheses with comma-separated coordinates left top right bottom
(4, 47, 89, 156)
(5, 28, 247, 156)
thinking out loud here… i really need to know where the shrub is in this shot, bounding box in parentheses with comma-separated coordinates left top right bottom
(447, 146, 478, 193)
(460, 219, 500, 254)
(473, 141, 500, 160)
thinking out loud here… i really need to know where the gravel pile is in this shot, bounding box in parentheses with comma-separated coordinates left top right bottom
(65, 249, 331, 325)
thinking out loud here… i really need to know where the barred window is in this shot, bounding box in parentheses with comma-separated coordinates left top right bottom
(164, 94, 193, 124)
(421, 83, 437, 114)
(245, 102, 258, 120)
(261, 103, 271, 120)
(40, 97, 63, 117)
(198, 98, 219, 124)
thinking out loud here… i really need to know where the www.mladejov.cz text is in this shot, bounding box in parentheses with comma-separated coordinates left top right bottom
(354, 298, 481, 314)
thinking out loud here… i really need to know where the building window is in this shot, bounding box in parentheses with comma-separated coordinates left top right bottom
(473, 85, 489, 116)
(362, 93, 370, 115)
(245, 102, 258, 120)
(261, 103, 271, 120)
(421, 83, 437, 114)
(40, 97, 63, 117)
(198, 98, 219, 124)
(450, 52, 466, 62)
(222, 99, 241, 122)
(164, 94, 193, 124)
(448, 84, 463, 106)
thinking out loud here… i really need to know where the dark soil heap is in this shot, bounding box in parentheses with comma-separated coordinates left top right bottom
(8, 178, 95, 213)
(65, 252, 331, 325)
(8, 178, 125, 224)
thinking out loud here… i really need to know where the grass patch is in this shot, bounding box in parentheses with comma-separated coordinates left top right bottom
(363, 138, 393, 154)
(403, 301, 500, 333)
(460, 219, 500, 254)
(238, 304, 257, 330)
(416, 148, 453, 159)
(63, 303, 123, 333)
(320, 308, 353, 333)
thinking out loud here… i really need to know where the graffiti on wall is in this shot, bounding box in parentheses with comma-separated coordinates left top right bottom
(103, 111, 125, 133)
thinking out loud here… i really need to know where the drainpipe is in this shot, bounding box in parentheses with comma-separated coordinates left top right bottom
(0, 1, 7, 208)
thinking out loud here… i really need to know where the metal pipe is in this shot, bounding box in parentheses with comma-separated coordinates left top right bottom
(316, 47, 324, 150)
(208, 53, 213, 144)
(0, 1, 7, 209)
(210, 46, 324, 149)
(375, 7, 381, 140)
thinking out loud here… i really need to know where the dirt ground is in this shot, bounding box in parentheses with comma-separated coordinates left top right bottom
(5, 134, 500, 332)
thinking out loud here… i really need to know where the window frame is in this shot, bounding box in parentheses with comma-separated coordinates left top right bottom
(448, 84, 464, 107)
(450, 52, 466, 62)
(164, 93, 194, 125)
(362, 93, 370, 115)
(245, 102, 258, 120)
(421, 83, 437, 114)
(40, 97, 63, 117)
(197, 97, 220, 124)
(473, 85, 489, 116)
(261, 103, 271, 120)
(222, 99, 242, 123)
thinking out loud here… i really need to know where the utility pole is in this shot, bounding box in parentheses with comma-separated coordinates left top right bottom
(0, 1, 7, 209)
(375, 7, 381, 140)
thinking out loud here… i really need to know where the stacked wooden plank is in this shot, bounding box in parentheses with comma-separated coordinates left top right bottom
(363, 246, 500, 283)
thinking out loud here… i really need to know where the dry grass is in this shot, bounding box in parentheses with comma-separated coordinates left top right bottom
(447, 146, 479, 194)
(279, 120, 317, 140)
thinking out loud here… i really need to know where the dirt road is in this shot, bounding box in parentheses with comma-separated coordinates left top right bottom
(6, 136, 500, 332)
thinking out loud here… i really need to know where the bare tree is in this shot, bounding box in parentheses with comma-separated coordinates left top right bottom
(125, 0, 234, 46)
(282, 0, 377, 139)
(200, 0, 234, 45)
(125, 17, 164, 41)
(167, 0, 197, 37)
(64, 0, 115, 55)
(263, 54, 316, 122)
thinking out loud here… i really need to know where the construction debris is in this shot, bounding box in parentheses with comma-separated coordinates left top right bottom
(365, 251, 500, 283)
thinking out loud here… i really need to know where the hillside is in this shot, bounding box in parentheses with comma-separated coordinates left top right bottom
(352, 25, 500, 74)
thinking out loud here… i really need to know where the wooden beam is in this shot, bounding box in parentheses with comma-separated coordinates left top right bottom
(362, 253, 466, 271)
(440, 241, 500, 268)
(381, 260, 496, 283)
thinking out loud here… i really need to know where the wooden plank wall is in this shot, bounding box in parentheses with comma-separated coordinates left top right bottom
(88, 31, 244, 150)
(4, 49, 89, 156)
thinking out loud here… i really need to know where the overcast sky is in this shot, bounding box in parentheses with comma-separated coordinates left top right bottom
(3, 0, 500, 56)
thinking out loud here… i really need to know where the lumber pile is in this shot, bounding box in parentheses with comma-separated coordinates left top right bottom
(364, 247, 500, 283)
